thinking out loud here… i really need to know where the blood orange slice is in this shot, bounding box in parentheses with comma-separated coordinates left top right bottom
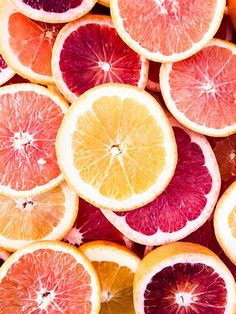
(102, 118, 221, 245)
(0, 54, 14, 86)
(0, 1, 64, 84)
(110, 0, 225, 62)
(146, 61, 161, 92)
(0, 249, 10, 267)
(0, 241, 101, 313)
(161, 39, 236, 136)
(0, 83, 68, 198)
(9, 0, 97, 23)
(133, 242, 236, 314)
(215, 14, 234, 41)
(52, 15, 148, 102)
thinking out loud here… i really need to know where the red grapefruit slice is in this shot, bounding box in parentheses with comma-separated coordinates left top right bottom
(161, 39, 236, 136)
(215, 14, 234, 41)
(9, 0, 97, 23)
(0, 54, 14, 86)
(52, 15, 148, 102)
(110, 0, 225, 62)
(146, 61, 161, 92)
(0, 83, 68, 198)
(0, 249, 10, 267)
(102, 118, 221, 245)
(0, 241, 101, 313)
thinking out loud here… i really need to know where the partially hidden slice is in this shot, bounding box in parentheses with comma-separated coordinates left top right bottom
(0, 182, 78, 251)
(146, 61, 161, 92)
(9, 0, 97, 23)
(214, 180, 236, 264)
(228, 0, 236, 30)
(102, 118, 221, 245)
(80, 240, 140, 314)
(134, 242, 236, 314)
(215, 14, 234, 41)
(161, 39, 236, 136)
(0, 241, 101, 313)
(52, 15, 148, 102)
(0, 1, 64, 84)
(110, 0, 225, 62)
(56, 83, 177, 211)
(0, 83, 68, 198)
(0, 249, 10, 267)
(0, 54, 14, 86)
(98, 0, 109, 7)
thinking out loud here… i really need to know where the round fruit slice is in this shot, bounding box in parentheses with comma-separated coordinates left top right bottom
(214, 180, 236, 264)
(161, 39, 236, 137)
(110, 0, 225, 62)
(228, 0, 236, 30)
(98, 0, 109, 7)
(134, 242, 236, 314)
(56, 83, 177, 211)
(0, 249, 10, 267)
(0, 1, 64, 84)
(102, 118, 221, 245)
(0, 83, 67, 198)
(0, 182, 78, 251)
(0, 241, 101, 313)
(9, 0, 97, 23)
(0, 54, 14, 86)
(146, 61, 161, 92)
(80, 240, 140, 314)
(52, 15, 148, 102)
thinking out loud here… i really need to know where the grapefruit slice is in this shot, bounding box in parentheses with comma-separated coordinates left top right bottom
(0, 1, 64, 84)
(80, 240, 140, 314)
(134, 242, 236, 314)
(0, 83, 68, 198)
(0, 182, 78, 251)
(215, 14, 234, 41)
(102, 118, 221, 245)
(110, 0, 225, 62)
(0, 241, 101, 313)
(52, 15, 148, 102)
(146, 61, 161, 92)
(9, 0, 97, 23)
(161, 39, 236, 136)
(214, 180, 236, 265)
(56, 83, 177, 211)
(0, 54, 14, 86)
(0, 249, 10, 267)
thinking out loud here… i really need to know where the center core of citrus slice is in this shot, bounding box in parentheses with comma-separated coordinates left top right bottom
(175, 292, 193, 307)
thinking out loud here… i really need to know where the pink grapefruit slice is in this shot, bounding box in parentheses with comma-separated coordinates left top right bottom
(161, 39, 236, 136)
(0, 249, 10, 267)
(52, 15, 148, 102)
(0, 83, 68, 198)
(146, 61, 161, 92)
(0, 54, 14, 86)
(102, 118, 221, 245)
(0, 241, 101, 313)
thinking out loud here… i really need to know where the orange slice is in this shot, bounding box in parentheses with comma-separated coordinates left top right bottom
(56, 83, 177, 211)
(80, 240, 140, 314)
(0, 241, 101, 313)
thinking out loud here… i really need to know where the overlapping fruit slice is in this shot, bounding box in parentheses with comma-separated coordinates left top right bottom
(0, 84, 68, 198)
(134, 242, 236, 314)
(0, 55, 14, 86)
(52, 15, 148, 102)
(80, 240, 140, 314)
(56, 83, 177, 211)
(0, 241, 101, 313)
(161, 39, 236, 136)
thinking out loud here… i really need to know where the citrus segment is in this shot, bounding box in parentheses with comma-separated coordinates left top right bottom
(0, 249, 10, 267)
(146, 61, 161, 92)
(52, 15, 148, 102)
(0, 54, 15, 86)
(0, 241, 101, 313)
(80, 240, 140, 314)
(56, 83, 177, 211)
(110, 0, 225, 62)
(0, 84, 67, 198)
(161, 39, 236, 136)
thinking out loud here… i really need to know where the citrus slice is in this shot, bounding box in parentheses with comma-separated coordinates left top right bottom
(0, 1, 64, 84)
(0, 182, 78, 251)
(215, 14, 234, 41)
(146, 61, 161, 92)
(102, 118, 221, 245)
(134, 242, 236, 314)
(9, 0, 97, 23)
(0, 54, 14, 86)
(228, 0, 236, 30)
(80, 240, 140, 314)
(214, 180, 236, 265)
(3, 74, 29, 86)
(98, 0, 109, 7)
(52, 15, 148, 102)
(0, 241, 101, 313)
(161, 39, 236, 136)
(0, 249, 10, 267)
(0, 83, 68, 198)
(110, 0, 225, 62)
(56, 83, 177, 211)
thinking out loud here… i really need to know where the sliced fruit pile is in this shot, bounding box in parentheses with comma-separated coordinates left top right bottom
(0, 0, 236, 313)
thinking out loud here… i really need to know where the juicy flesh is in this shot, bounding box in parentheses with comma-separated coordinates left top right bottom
(169, 45, 236, 129)
(72, 96, 166, 201)
(60, 23, 143, 95)
(0, 91, 63, 191)
(0, 249, 92, 313)
(22, 0, 83, 13)
(118, 0, 217, 55)
(144, 263, 227, 314)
